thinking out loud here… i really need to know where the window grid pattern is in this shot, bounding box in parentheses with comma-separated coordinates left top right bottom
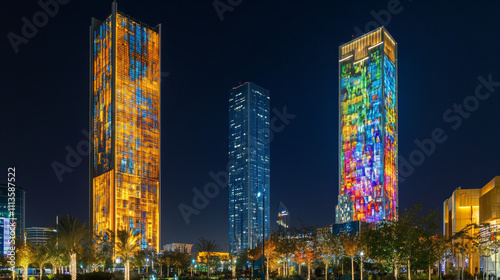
(229, 82, 270, 254)
(91, 10, 160, 252)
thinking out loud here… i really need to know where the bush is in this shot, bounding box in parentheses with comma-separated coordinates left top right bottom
(45, 274, 77, 280)
(381, 275, 396, 280)
(443, 275, 457, 280)
(82, 272, 115, 280)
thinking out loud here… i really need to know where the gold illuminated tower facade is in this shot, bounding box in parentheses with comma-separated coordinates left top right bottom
(90, 2, 161, 252)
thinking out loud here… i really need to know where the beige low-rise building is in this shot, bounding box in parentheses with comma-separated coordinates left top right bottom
(444, 176, 500, 277)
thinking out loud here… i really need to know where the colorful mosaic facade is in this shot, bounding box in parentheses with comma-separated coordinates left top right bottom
(336, 27, 397, 223)
(90, 3, 161, 252)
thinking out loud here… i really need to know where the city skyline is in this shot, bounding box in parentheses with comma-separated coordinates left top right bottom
(2, 1, 500, 251)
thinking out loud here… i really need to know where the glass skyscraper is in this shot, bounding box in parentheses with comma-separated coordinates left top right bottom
(90, 2, 161, 252)
(336, 27, 398, 223)
(229, 82, 270, 254)
(0, 184, 25, 256)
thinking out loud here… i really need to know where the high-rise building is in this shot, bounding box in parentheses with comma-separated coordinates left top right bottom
(0, 184, 25, 255)
(228, 82, 270, 254)
(277, 201, 290, 233)
(336, 27, 398, 223)
(90, 2, 161, 252)
(26, 227, 56, 247)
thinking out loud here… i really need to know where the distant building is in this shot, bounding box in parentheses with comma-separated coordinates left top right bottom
(0, 184, 25, 255)
(277, 202, 290, 232)
(316, 226, 332, 236)
(26, 227, 55, 246)
(163, 243, 193, 254)
(195, 251, 230, 273)
(228, 82, 270, 254)
(443, 176, 500, 276)
(196, 251, 229, 263)
(332, 221, 361, 235)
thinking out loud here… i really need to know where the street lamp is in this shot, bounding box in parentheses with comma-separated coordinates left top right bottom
(257, 191, 265, 280)
(360, 252, 364, 280)
(191, 259, 195, 277)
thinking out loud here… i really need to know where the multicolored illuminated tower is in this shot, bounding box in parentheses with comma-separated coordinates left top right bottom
(89, 2, 161, 252)
(336, 27, 398, 223)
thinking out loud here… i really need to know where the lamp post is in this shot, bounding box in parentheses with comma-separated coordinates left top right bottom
(257, 192, 265, 280)
(360, 252, 364, 280)
(191, 259, 195, 277)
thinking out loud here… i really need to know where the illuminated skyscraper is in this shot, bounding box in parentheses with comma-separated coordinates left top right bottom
(90, 2, 161, 252)
(0, 184, 25, 255)
(277, 201, 290, 233)
(229, 82, 270, 254)
(336, 27, 398, 223)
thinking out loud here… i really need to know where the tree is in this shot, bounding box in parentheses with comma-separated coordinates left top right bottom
(316, 231, 335, 280)
(116, 229, 141, 280)
(158, 251, 174, 277)
(248, 247, 262, 278)
(341, 233, 359, 280)
(263, 235, 278, 280)
(172, 251, 190, 275)
(363, 221, 402, 278)
(304, 248, 316, 280)
(193, 238, 221, 278)
(132, 250, 146, 273)
(293, 250, 306, 276)
(58, 215, 88, 280)
(45, 239, 65, 274)
(16, 240, 35, 280)
(34, 244, 50, 280)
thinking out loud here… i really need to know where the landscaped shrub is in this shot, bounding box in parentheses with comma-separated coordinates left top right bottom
(443, 274, 457, 280)
(81, 272, 114, 280)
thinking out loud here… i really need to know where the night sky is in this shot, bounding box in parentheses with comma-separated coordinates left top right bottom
(2, 0, 500, 251)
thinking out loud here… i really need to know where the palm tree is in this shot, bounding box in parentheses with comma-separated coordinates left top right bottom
(16, 240, 35, 280)
(132, 250, 146, 273)
(58, 215, 88, 280)
(159, 251, 174, 277)
(193, 238, 221, 278)
(45, 240, 64, 274)
(116, 229, 140, 280)
(35, 244, 50, 280)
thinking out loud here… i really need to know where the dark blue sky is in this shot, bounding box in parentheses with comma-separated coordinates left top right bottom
(2, 0, 500, 251)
